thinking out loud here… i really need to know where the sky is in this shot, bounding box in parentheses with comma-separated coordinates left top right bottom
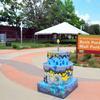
(0, 0, 100, 25)
(73, 0, 100, 24)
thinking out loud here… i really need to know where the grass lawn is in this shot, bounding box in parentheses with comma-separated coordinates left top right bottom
(0, 39, 76, 49)
(0, 43, 12, 49)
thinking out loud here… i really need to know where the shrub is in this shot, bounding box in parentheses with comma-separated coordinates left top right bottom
(79, 56, 86, 62)
(12, 44, 18, 49)
(12, 44, 30, 49)
(86, 58, 100, 68)
(70, 52, 77, 64)
(79, 54, 92, 62)
(85, 54, 92, 59)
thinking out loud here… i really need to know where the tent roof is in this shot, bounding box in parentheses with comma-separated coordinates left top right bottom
(35, 22, 89, 35)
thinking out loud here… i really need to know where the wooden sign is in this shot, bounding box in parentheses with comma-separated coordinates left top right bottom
(77, 35, 100, 54)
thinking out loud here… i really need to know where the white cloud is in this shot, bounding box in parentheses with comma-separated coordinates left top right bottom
(76, 11, 100, 25)
(75, 11, 100, 25)
(80, 14, 90, 21)
(91, 20, 100, 25)
(76, 11, 90, 22)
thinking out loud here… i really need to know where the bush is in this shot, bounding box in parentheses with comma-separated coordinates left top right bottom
(85, 54, 92, 59)
(70, 52, 77, 64)
(12, 44, 18, 49)
(79, 57, 86, 62)
(79, 54, 92, 62)
(88, 58, 97, 68)
(81, 57, 100, 68)
(12, 44, 30, 49)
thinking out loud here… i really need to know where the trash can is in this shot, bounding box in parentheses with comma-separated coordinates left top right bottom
(6, 41, 12, 46)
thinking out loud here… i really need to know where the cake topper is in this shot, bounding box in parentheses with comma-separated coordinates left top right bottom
(57, 39, 60, 52)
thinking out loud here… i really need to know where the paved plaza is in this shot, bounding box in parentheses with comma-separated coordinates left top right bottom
(0, 47, 100, 100)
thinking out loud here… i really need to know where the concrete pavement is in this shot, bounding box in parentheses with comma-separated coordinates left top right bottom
(0, 47, 100, 100)
(0, 72, 63, 100)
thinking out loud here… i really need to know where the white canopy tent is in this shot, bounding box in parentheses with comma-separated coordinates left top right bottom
(35, 22, 89, 35)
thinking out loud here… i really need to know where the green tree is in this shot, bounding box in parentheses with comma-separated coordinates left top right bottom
(0, 0, 22, 27)
(89, 24, 100, 35)
(62, 0, 85, 28)
(21, 0, 44, 29)
(43, 0, 85, 29)
(0, 0, 23, 40)
(0, 0, 85, 30)
(83, 23, 90, 33)
(83, 23, 100, 35)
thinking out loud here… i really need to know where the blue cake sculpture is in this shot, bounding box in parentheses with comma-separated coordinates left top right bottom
(37, 50, 78, 99)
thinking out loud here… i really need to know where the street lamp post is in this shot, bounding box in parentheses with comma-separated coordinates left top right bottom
(20, 21, 23, 45)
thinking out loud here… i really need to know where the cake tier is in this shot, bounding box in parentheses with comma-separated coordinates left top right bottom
(38, 77, 78, 99)
(43, 67, 73, 82)
(43, 62, 73, 72)
(47, 50, 69, 59)
(46, 50, 72, 68)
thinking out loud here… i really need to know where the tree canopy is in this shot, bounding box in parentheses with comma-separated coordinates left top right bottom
(0, 0, 85, 30)
(83, 23, 100, 35)
(0, 0, 22, 26)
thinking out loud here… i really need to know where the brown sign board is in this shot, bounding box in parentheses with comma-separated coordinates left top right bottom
(77, 35, 100, 54)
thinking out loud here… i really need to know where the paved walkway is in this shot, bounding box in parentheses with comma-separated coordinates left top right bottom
(0, 47, 100, 100)
(0, 72, 61, 100)
(0, 47, 72, 59)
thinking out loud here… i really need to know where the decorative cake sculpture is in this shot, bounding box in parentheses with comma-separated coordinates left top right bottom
(37, 40, 78, 99)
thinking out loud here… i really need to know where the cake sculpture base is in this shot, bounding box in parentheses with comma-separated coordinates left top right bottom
(38, 77, 78, 99)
